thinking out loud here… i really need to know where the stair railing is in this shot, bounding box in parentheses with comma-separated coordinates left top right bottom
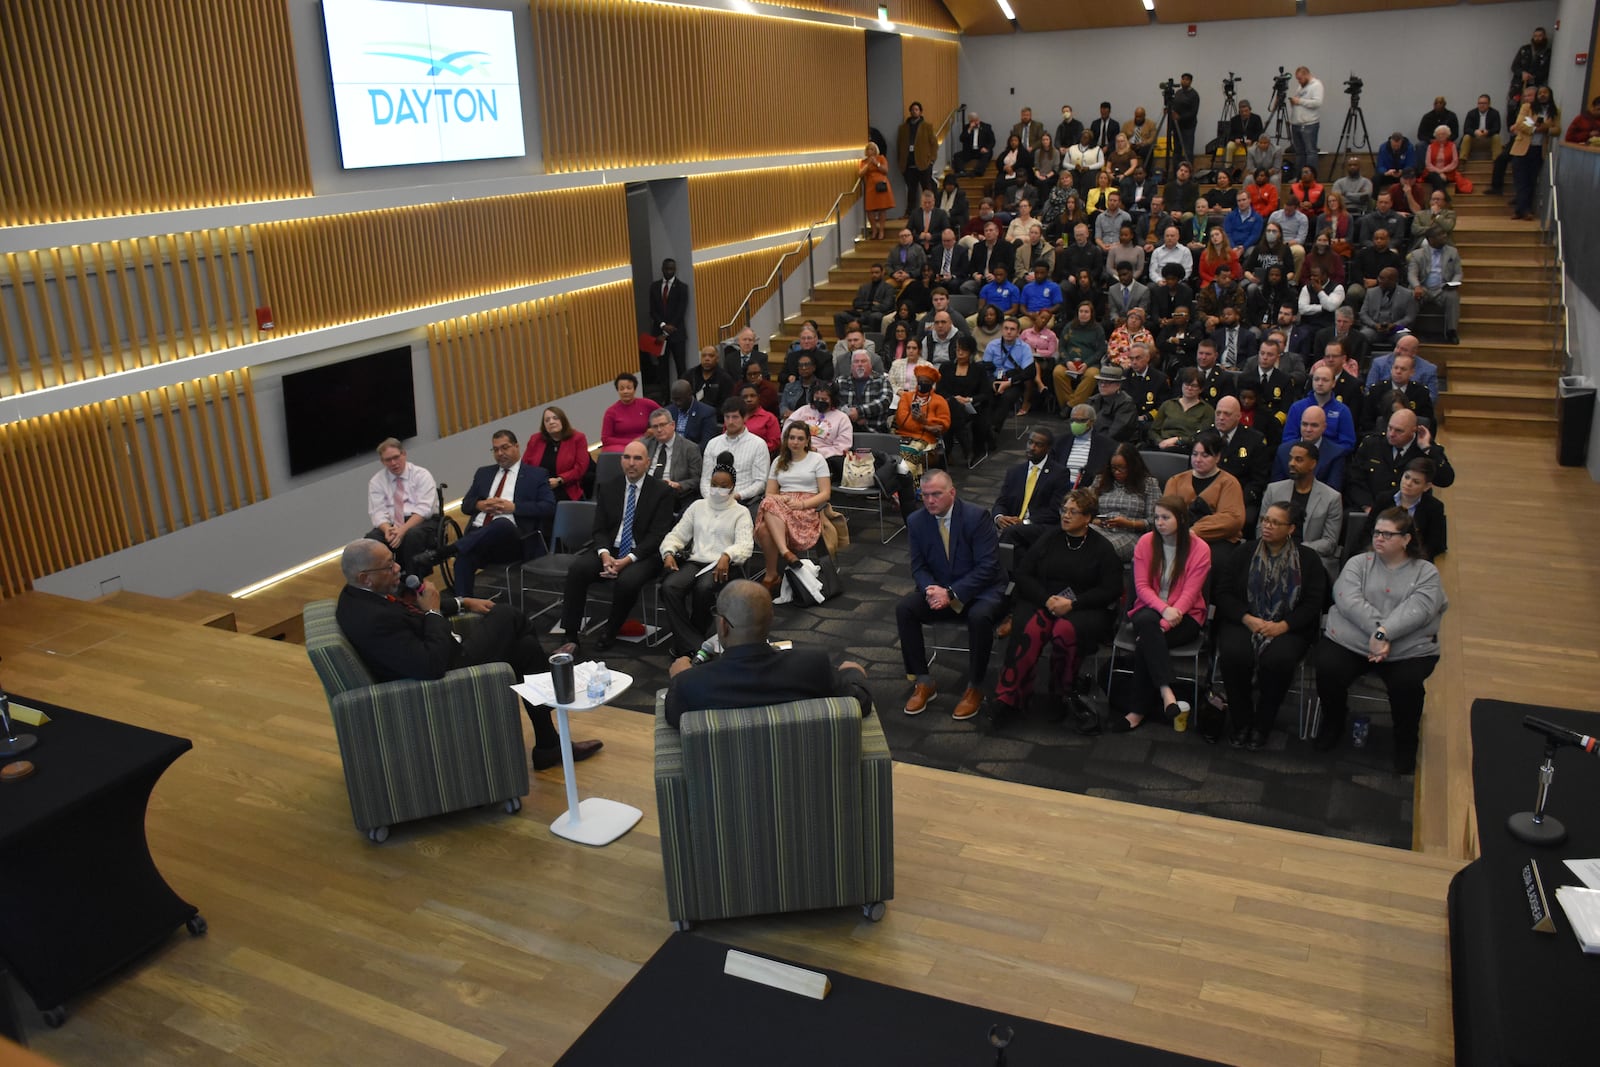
(1542, 147, 1570, 369)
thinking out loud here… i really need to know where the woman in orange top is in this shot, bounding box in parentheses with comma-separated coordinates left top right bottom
(894, 364, 951, 447)
(1248, 169, 1279, 216)
(1289, 164, 1325, 218)
(861, 141, 893, 240)
(1196, 228, 1243, 287)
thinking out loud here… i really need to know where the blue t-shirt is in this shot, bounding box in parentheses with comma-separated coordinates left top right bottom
(983, 337, 1035, 374)
(979, 281, 1022, 310)
(1021, 280, 1062, 313)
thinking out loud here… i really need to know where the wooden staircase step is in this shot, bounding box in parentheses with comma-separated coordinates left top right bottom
(1441, 410, 1556, 436)
(180, 588, 309, 643)
(1445, 363, 1559, 389)
(1460, 293, 1561, 310)
(1431, 343, 1560, 370)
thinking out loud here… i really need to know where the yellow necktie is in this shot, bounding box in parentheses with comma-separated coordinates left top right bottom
(939, 516, 951, 557)
(1019, 464, 1040, 520)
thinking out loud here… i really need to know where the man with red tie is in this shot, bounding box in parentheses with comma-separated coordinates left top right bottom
(414, 429, 555, 597)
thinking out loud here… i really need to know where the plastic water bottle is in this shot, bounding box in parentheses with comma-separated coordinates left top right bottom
(1351, 715, 1371, 749)
(586, 661, 608, 702)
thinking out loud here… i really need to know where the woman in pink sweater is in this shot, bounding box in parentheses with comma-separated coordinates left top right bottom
(1113, 494, 1212, 732)
(600, 372, 660, 452)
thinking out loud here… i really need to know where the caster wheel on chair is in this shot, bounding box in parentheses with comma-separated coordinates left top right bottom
(862, 901, 886, 922)
(503, 797, 522, 814)
(186, 914, 208, 936)
(367, 825, 390, 844)
(42, 1006, 67, 1028)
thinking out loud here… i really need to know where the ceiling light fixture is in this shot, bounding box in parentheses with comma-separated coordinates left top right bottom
(997, 1, 1016, 20)
(1142, 0, 1155, 10)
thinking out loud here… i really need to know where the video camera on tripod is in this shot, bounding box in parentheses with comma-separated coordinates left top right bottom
(1158, 77, 1178, 104)
(1222, 71, 1241, 99)
(1343, 73, 1364, 101)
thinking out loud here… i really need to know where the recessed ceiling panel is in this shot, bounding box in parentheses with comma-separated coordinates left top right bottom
(1154, 0, 1296, 24)
(1306, 0, 1455, 15)
(1008, 0, 1150, 31)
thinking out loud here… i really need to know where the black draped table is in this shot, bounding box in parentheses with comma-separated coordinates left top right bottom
(1450, 699, 1600, 1066)
(0, 696, 203, 1026)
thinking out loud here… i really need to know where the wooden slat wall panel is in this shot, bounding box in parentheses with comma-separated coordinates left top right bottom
(687, 161, 861, 250)
(0, 0, 311, 226)
(426, 281, 634, 438)
(252, 185, 628, 335)
(762, 0, 960, 31)
(693, 246, 809, 352)
(0, 369, 267, 599)
(533, 0, 867, 173)
(0, 228, 258, 398)
(900, 37, 960, 131)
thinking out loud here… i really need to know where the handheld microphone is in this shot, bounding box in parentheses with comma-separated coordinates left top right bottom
(403, 574, 422, 593)
(1522, 715, 1600, 756)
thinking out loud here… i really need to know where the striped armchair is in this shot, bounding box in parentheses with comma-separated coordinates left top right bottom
(653, 692, 894, 927)
(303, 600, 530, 842)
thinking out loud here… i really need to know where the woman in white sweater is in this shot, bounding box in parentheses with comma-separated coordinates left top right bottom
(1312, 507, 1447, 773)
(658, 457, 754, 658)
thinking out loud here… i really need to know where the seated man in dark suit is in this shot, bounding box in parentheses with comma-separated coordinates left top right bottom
(1213, 395, 1272, 526)
(993, 428, 1074, 552)
(643, 407, 703, 510)
(665, 379, 718, 448)
(1209, 304, 1259, 371)
(1050, 406, 1116, 490)
(663, 579, 872, 728)
(415, 429, 555, 598)
(897, 471, 1006, 722)
(1348, 407, 1454, 515)
(335, 539, 600, 770)
(560, 440, 677, 650)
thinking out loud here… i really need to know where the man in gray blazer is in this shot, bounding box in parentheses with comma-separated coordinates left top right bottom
(1357, 267, 1417, 346)
(1260, 440, 1343, 576)
(1405, 228, 1463, 344)
(643, 407, 703, 509)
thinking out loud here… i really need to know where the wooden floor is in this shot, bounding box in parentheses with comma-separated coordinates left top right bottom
(2, 433, 1597, 1064)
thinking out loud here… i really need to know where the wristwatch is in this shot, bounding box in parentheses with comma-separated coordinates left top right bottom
(1373, 627, 1388, 642)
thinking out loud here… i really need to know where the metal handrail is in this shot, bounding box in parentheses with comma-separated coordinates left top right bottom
(715, 176, 863, 339)
(715, 102, 965, 343)
(1542, 147, 1570, 370)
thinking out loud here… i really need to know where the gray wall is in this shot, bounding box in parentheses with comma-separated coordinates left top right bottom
(960, 2, 1560, 173)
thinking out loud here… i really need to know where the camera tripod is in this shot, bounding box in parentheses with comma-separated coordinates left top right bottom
(1265, 70, 1292, 144)
(1151, 84, 1183, 179)
(1325, 89, 1375, 182)
(1200, 85, 1239, 182)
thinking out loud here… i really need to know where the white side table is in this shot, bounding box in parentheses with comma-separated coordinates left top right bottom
(514, 667, 640, 846)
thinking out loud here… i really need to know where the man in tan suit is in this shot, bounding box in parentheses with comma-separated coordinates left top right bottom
(898, 101, 940, 206)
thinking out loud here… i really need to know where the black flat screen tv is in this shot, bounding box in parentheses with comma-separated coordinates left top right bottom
(281, 346, 418, 476)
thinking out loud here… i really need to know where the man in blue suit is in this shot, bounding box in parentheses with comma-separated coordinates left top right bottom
(896, 470, 1006, 722)
(666, 379, 718, 448)
(418, 429, 556, 598)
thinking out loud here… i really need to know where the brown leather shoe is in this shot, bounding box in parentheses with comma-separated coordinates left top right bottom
(952, 687, 984, 720)
(996, 616, 1013, 639)
(904, 683, 937, 715)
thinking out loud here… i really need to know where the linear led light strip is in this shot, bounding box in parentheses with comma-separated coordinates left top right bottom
(997, 0, 1015, 17)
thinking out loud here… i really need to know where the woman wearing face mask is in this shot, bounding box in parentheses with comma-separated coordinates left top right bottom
(1243, 223, 1294, 289)
(756, 423, 833, 595)
(992, 489, 1124, 734)
(1212, 502, 1326, 749)
(1161, 428, 1245, 548)
(1313, 507, 1446, 773)
(658, 457, 754, 657)
(1114, 494, 1212, 731)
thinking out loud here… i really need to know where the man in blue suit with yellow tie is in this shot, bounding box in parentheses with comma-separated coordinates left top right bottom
(896, 470, 1006, 722)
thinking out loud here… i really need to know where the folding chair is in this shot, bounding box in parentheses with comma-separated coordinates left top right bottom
(832, 432, 909, 544)
(1138, 449, 1191, 486)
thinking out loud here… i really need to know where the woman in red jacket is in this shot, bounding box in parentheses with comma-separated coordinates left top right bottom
(522, 406, 591, 501)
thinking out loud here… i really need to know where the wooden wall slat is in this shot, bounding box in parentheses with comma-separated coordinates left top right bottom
(688, 160, 862, 251)
(0, 0, 311, 226)
(692, 245, 806, 352)
(900, 36, 961, 135)
(533, 0, 867, 173)
(426, 281, 634, 438)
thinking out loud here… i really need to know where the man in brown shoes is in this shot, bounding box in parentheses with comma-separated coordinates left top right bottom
(895, 471, 1006, 720)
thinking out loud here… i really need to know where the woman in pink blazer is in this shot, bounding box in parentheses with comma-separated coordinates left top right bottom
(1114, 493, 1212, 732)
(522, 406, 591, 501)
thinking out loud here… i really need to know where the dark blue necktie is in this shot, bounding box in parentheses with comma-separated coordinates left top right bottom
(618, 483, 638, 557)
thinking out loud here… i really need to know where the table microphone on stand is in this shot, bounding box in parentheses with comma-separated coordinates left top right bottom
(1507, 716, 1597, 846)
(0, 682, 38, 758)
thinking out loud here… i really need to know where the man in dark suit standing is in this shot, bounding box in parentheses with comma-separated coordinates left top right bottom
(648, 258, 690, 385)
(643, 407, 702, 510)
(992, 428, 1075, 552)
(897, 471, 1006, 722)
(663, 580, 873, 728)
(1090, 102, 1120, 150)
(335, 538, 600, 769)
(561, 439, 677, 650)
(417, 429, 555, 598)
